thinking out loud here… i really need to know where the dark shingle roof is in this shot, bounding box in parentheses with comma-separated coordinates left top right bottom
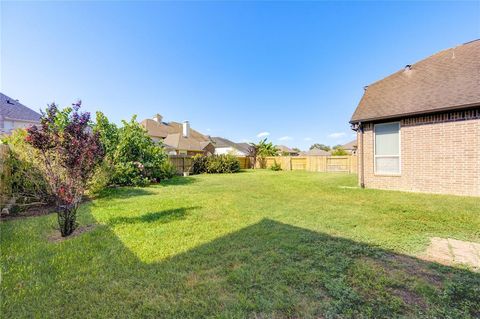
(211, 137, 252, 154)
(211, 136, 235, 148)
(342, 140, 357, 150)
(351, 39, 480, 123)
(0, 93, 41, 122)
(305, 148, 331, 156)
(235, 142, 253, 154)
(276, 145, 298, 153)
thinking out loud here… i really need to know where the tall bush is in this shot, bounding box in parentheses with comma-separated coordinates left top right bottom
(251, 139, 278, 168)
(26, 102, 104, 236)
(1, 130, 53, 209)
(112, 116, 167, 185)
(192, 154, 240, 174)
(192, 154, 209, 174)
(331, 147, 348, 156)
(92, 113, 169, 187)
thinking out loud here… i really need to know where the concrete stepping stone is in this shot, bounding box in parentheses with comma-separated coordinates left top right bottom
(423, 237, 480, 270)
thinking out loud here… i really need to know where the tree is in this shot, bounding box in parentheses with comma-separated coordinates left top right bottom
(26, 102, 104, 236)
(93, 111, 119, 160)
(92, 113, 168, 187)
(331, 147, 348, 156)
(111, 115, 167, 185)
(257, 138, 278, 157)
(250, 139, 278, 168)
(247, 143, 258, 169)
(309, 143, 330, 151)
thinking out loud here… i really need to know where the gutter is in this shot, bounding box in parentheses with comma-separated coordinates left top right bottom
(349, 103, 480, 124)
(350, 122, 365, 189)
(359, 122, 365, 188)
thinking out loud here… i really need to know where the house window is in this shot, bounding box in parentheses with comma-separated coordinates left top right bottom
(4, 120, 13, 132)
(374, 122, 400, 175)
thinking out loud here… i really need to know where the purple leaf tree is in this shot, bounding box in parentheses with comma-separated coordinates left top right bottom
(26, 101, 104, 236)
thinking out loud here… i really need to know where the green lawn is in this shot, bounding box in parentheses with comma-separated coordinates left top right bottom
(2, 170, 480, 318)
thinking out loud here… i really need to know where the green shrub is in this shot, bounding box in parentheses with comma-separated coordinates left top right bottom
(87, 160, 115, 195)
(331, 147, 348, 156)
(206, 155, 240, 174)
(270, 161, 282, 171)
(192, 154, 208, 174)
(159, 160, 178, 179)
(192, 154, 240, 174)
(112, 161, 150, 187)
(1, 129, 53, 208)
(93, 113, 168, 187)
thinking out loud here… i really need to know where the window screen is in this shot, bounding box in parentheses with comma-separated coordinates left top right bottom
(374, 123, 400, 174)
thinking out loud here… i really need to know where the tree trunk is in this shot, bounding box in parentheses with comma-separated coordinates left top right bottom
(57, 203, 78, 237)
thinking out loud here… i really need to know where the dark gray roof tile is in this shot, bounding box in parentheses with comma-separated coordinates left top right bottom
(351, 40, 480, 123)
(0, 93, 41, 122)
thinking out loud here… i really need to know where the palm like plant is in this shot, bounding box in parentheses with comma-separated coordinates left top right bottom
(249, 139, 278, 168)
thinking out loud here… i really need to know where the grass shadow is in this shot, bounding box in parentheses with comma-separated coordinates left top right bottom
(2, 214, 479, 318)
(108, 207, 199, 225)
(92, 187, 157, 200)
(155, 176, 197, 187)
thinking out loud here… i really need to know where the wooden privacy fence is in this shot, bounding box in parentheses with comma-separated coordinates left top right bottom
(251, 155, 357, 173)
(168, 155, 357, 174)
(168, 155, 254, 173)
(169, 155, 194, 174)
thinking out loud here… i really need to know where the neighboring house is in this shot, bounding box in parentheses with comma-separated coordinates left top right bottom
(140, 114, 214, 155)
(341, 140, 357, 155)
(211, 137, 252, 156)
(0, 93, 41, 135)
(304, 148, 331, 156)
(350, 39, 480, 196)
(276, 145, 299, 156)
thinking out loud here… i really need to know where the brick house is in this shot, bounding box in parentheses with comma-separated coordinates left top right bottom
(140, 114, 214, 156)
(0, 93, 41, 135)
(350, 40, 480, 196)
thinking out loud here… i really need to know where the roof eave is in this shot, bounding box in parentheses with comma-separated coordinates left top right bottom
(3, 117, 40, 123)
(349, 102, 480, 124)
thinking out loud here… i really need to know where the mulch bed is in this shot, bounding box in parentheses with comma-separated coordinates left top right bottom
(48, 224, 97, 243)
(1, 197, 92, 221)
(0, 205, 56, 221)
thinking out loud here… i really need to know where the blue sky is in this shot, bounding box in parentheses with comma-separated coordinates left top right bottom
(1, 1, 479, 150)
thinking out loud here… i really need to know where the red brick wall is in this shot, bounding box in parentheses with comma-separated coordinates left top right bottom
(357, 110, 480, 196)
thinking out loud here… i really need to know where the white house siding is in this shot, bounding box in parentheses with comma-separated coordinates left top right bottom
(2, 119, 39, 135)
(214, 147, 247, 156)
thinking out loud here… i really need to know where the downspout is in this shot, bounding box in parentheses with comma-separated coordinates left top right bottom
(359, 122, 365, 188)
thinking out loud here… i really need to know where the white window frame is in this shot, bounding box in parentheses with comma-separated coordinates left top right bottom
(374, 121, 401, 176)
(4, 120, 13, 132)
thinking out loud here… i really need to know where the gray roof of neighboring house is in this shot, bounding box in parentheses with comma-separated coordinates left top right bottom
(342, 140, 357, 150)
(305, 148, 331, 156)
(211, 137, 252, 154)
(276, 145, 298, 153)
(351, 39, 480, 123)
(235, 142, 253, 154)
(211, 136, 236, 148)
(0, 93, 41, 122)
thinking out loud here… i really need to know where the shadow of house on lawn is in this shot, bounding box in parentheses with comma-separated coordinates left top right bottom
(3, 215, 479, 318)
(156, 176, 198, 187)
(108, 207, 198, 225)
(92, 186, 158, 199)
